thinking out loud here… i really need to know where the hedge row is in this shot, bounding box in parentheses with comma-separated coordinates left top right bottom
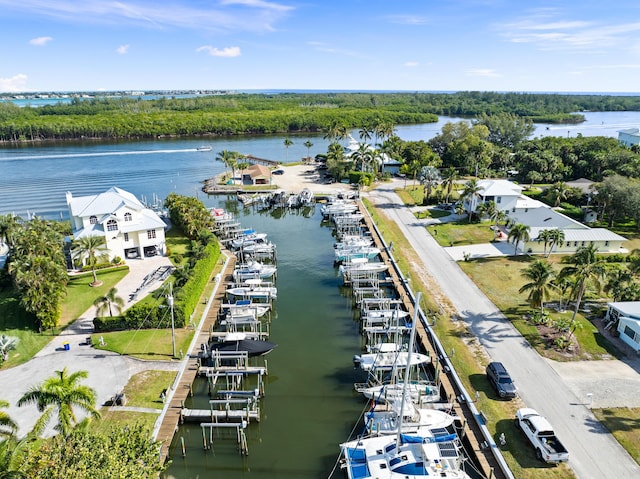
(175, 241, 221, 323)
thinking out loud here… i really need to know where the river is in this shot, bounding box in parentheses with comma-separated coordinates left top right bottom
(2, 111, 640, 220)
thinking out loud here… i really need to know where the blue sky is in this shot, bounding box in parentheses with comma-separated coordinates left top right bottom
(2, 0, 640, 93)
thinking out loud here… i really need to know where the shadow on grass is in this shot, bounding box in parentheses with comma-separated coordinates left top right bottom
(496, 418, 560, 471)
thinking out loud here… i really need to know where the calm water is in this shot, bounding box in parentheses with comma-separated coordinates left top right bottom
(162, 199, 368, 479)
(2, 111, 640, 220)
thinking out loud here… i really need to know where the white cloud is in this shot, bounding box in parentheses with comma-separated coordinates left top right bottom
(196, 45, 241, 57)
(499, 9, 640, 51)
(29, 36, 52, 46)
(404, 62, 419, 67)
(116, 44, 130, 54)
(386, 14, 430, 26)
(0, 74, 28, 92)
(466, 69, 501, 78)
(0, 0, 293, 33)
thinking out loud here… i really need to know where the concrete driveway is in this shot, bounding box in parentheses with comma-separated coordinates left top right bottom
(365, 182, 640, 479)
(1, 256, 181, 438)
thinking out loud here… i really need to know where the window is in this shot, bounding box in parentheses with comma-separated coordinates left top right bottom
(124, 232, 129, 242)
(496, 197, 501, 204)
(89, 215, 97, 224)
(573, 241, 578, 247)
(512, 207, 516, 213)
(623, 325, 637, 342)
(124, 212, 132, 222)
(147, 229, 156, 239)
(524, 208, 528, 213)
(581, 241, 585, 247)
(107, 219, 118, 232)
(605, 241, 610, 246)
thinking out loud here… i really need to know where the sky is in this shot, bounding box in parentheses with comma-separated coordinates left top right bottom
(2, 0, 640, 94)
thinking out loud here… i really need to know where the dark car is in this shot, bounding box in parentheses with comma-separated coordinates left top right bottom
(486, 361, 517, 399)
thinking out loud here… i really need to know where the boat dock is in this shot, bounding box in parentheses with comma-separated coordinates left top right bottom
(155, 251, 237, 463)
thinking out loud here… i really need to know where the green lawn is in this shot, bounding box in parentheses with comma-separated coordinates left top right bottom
(427, 220, 495, 247)
(593, 408, 640, 465)
(457, 256, 620, 361)
(91, 328, 194, 360)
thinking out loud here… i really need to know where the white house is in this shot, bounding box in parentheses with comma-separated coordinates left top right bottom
(605, 302, 640, 352)
(66, 186, 167, 262)
(466, 179, 626, 255)
(618, 128, 640, 147)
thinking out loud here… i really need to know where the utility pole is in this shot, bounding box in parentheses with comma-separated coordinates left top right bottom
(167, 283, 176, 358)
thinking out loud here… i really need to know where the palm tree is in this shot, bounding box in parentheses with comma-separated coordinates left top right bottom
(559, 244, 607, 322)
(547, 229, 565, 257)
(519, 259, 556, 314)
(283, 137, 293, 163)
(323, 121, 348, 143)
(303, 140, 313, 161)
(441, 166, 459, 204)
(93, 287, 125, 317)
(507, 223, 531, 255)
(0, 400, 17, 438)
(461, 178, 483, 223)
(0, 436, 27, 479)
(17, 367, 101, 437)
(536, 229, 553, 256)
(418, 166, 442, 204)
(551, 181, 570, 207)
(215, 149, 234, 181)
(71, 235, 109, 286)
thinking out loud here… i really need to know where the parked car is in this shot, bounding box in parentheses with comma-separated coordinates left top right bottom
(515, 408, 569, 463)
(486, 361, 517, 399)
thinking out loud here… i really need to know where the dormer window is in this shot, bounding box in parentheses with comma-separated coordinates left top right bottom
(107, 219, 118, 232)
(89, 215, 97, 224)
(124, 212, 132, 222)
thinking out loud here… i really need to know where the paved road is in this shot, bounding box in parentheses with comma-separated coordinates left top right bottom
(366, 182, 640, 479)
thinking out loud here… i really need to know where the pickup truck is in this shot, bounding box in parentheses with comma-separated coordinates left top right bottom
(515, 408, 569, 464)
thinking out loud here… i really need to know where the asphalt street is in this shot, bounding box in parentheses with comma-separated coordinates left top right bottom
(366, 181, 640, 479)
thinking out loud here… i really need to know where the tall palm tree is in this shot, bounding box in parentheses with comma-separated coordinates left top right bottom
(519, 259, 556, 314)
(559, 244, 607, 322)
(283, 137, 293, 163)
(71, 235, 109, 286)
(303, 140, 313, 161)
(323, 121, 348, 143)
(441, 166, 459, 204)
(507, 223, 531, 255)
(17, 367, 101, 437)
(536, 229, 553, 256)
(461, 178, 483, 223)
(547, 229, 565, 257)
(215, 149, 235, 182)
(93, 287, 125, 317)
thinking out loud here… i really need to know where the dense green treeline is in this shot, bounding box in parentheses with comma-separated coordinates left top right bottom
(2, 91, 640, 143)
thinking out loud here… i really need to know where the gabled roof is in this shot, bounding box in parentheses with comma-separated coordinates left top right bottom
(68, 186, 144, 218)
(478, 179, 523, 197)
(243, 164, 271, 179)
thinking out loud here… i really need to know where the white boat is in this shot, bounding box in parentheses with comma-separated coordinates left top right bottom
(223, 300, 271, 323)
(340, 292, 472, 479)
(321, 201, 358, 217)
(240, 241, 276, 255)
(226, 279, 277, 301)
(357, 381, 441, 405)
(335, 246, 381, 263)
(364, 401, 457, 436)
(233, 261, 277, 281)
(197, 145, 212, 151)
(339, 258, 389, 277)
(335, 235, 373, 250)
(353, 351, 430, 372)
(230, 232, 268, 250)
(339, 429, 470, 478)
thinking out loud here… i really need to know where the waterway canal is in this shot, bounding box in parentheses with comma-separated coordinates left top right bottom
(162, 196, 371, 479)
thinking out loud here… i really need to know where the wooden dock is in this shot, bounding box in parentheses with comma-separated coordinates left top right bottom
(155, 251, 237, 463)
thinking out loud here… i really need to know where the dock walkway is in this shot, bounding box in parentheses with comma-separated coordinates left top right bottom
(155, 251, 237, 463)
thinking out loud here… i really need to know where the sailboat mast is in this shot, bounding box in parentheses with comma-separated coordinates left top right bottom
(395, 292, 421, 448)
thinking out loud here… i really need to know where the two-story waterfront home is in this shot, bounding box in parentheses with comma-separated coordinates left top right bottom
(464, 179, 626, 255)
(66, 187, 167, 262)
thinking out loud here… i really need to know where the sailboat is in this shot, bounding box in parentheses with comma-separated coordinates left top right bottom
(339, 293, 472, 479)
